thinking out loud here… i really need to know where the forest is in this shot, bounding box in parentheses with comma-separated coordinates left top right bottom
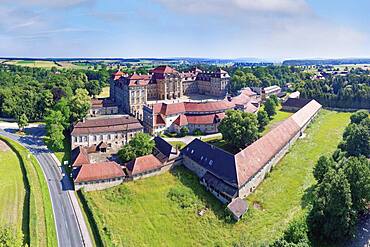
(299, 70, 370, 109)
(0, 64, 110, 121)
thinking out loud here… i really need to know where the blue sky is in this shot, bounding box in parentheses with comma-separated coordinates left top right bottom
(0, 0, 369, 59)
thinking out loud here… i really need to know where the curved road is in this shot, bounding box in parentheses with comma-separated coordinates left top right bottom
(0, 125, 89, 247)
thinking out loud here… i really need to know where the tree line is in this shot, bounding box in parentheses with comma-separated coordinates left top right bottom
(0, 64, 110, 121)
(299, 70, 370, 109)
(229, 66, 308, 93)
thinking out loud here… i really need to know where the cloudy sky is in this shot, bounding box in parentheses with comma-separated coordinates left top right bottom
(0, 0, 369, 59)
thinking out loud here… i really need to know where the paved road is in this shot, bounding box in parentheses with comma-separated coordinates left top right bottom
(0, 125, 86, 247)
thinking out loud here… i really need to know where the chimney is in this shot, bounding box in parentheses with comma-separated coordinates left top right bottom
(82, 118, 86, 123)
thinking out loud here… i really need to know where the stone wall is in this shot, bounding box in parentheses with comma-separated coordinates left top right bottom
(75, 177, 124, 191)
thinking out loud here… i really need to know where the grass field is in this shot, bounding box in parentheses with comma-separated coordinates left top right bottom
(0, 136, 57, 246)
(261, 109, 293, 135)
(3, 60, 84, 69)
(0, 141, 25, 233)
(98, 86, 110, 98)
(82, 110, 351, 246)
(168, 141, 187, 150)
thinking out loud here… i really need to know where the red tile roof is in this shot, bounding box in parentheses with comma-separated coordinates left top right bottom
(174, 114, 188, 126)
(71, 146, 90, 167)
(150, 65, 177, 74)
(125, 154, 163, 176)
(154, 114, 166, 126)
(112, 70, 124, 81)
(74, 162, 125, 183)
(121, 74, 151, 87)
(71, 116, 143, 135)
(184, 101, 234, 113)
(186, 113, 225, 125)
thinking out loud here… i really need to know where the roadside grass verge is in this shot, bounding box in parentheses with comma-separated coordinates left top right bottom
(80, 110, 350, 246)
(0, 141, 26, 240)
(0, 136, 57, 247)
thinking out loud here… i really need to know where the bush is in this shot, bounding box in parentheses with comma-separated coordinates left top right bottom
(167, 187, 197, 209)
(179, 127, 189, 137)
(193, 129, 203, 136)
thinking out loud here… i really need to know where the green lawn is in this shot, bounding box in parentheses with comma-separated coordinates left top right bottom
(83, 110, 351, 246)
(98, 86, 110, 98)
(261, 109, 294, 135)
(168, 141, 187, 150)
(0, 141, 25, 233)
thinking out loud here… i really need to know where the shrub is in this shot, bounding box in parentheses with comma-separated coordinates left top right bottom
(167, 187, 197, 209)
(193, 129, 203, 136)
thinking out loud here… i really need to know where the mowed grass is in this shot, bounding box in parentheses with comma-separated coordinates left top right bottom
(98, 86, 110, 98)
(83, 110, 351, 246)
(261, 109, 293, 135)
(0, 142, 25, 232)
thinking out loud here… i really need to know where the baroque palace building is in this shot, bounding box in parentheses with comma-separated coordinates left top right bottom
(110, 65, 231, 119)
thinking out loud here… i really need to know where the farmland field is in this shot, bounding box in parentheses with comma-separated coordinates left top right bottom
(82, 110, 351, 246)
(0, 140, 25, 232)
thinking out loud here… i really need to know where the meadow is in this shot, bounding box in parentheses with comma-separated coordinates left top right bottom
(0, 141, 25, 234)
(0, 136, 57, 246)
(82, 110, 351, 246)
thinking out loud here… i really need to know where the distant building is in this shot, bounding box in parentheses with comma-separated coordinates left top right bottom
(71, 115, 143, 152)
(143, 89, 259, 135)
(89, 98, 119, 117)
(110, 66, 231, 119)
(180, 100, 322, 220)
(288, 91, 300, 99)
(261, 85, 281, 100)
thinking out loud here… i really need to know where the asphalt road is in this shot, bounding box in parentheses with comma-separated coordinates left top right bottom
(0, 126, 84, 247)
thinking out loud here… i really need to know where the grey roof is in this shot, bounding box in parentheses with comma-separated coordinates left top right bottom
(227, 198, 248, 219)
(282, 98, 311, 109)
(181, 139, 238, 186)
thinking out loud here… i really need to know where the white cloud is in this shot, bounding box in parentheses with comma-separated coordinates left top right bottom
(154, 0, 310, 15)
(14, 0, 95, 8)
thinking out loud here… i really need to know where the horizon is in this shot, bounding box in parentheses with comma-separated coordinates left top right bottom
(1, 0, 370, 58)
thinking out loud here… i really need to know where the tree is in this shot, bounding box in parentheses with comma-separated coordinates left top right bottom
(128, 132, 155, 157)
(218, 110, 259, 149)
(180, 126, 189, 137)
(342, 123, 369, 157)
(270, 94, 279, 106)
(350, 110, 369, 124)
(17, 113, 28, 132)
(70, 88, 91, 122)
(308, 169, 356, 242)
(47, 123, 65, 150)
(257, 109, 269, 132)
(341, 156, 370, 214)
(53, 97, 71, 129)
(264, 98, 277, 119)
(118, 133, 155, 163)
(118, 145, 137, 163)
(44, 110, 65, 133)
(313, 156, 335, 183)
(85, 80, 102, 97)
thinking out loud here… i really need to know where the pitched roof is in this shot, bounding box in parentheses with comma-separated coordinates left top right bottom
(234, 117, 300, 186)
(121, 74, 151, 87)
(71, 116, 143, 135)
(181, 139, 238, 186)
(186, 113, 225, 125)
(184, 101, 234, 113)
(71, 146, 90, 167)
(173, 114, 188, 126)
(182, 100, 322, 188)
(153, 136, 173, 159)
(154, 114, 166, 126)
(125, 154, 163, 176)
(227, 198, 248, 219)
(112, 70, 124, 81)
(150, 65, 177, 74)
(91, 98, 116, 109)
(74, 162, 124, 183)
(282, 98, 311, 110)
